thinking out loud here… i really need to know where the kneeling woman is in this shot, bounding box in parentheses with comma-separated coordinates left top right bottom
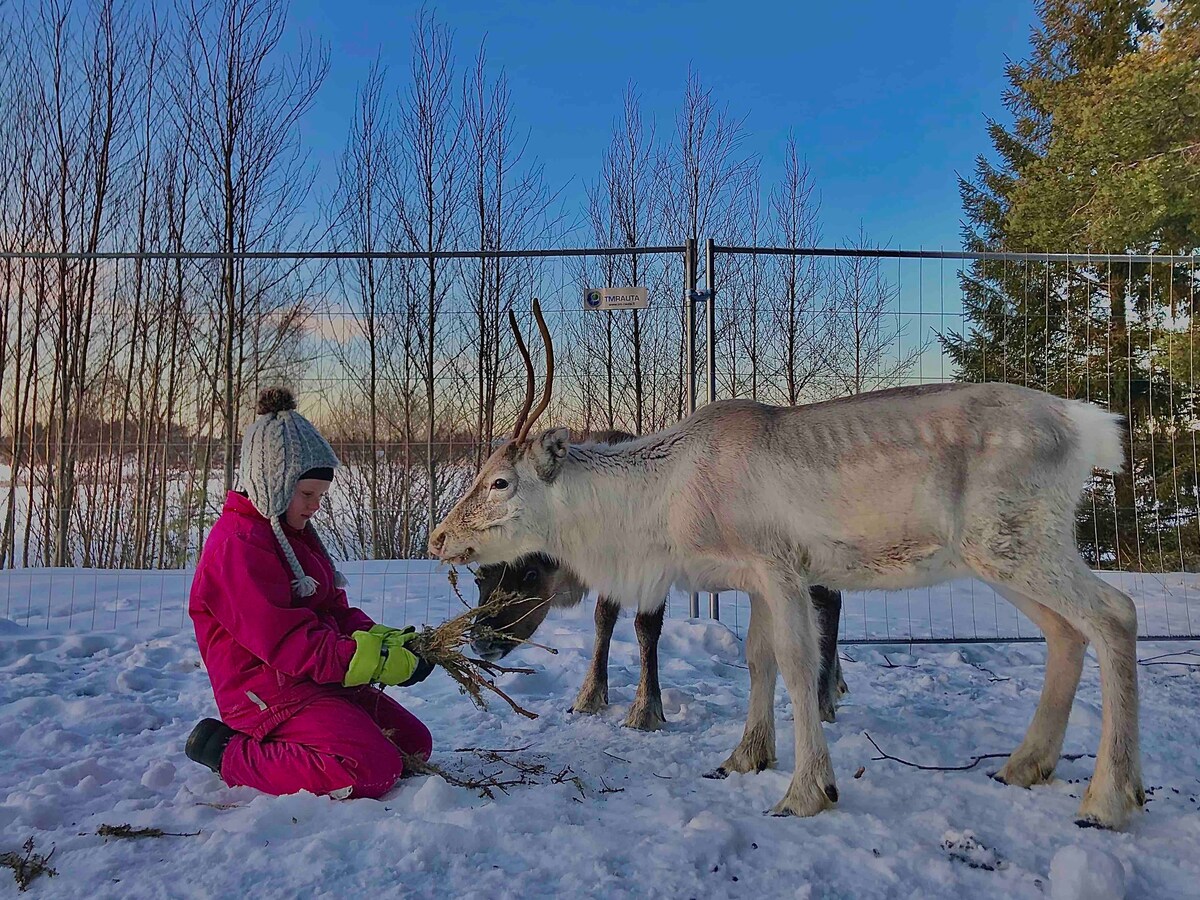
(185, 388, 433, 799)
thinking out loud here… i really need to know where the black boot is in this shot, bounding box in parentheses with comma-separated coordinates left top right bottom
(185, 718, 236, 776)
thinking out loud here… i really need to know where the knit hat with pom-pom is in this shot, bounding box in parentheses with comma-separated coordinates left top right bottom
(238, 387, 346, 597)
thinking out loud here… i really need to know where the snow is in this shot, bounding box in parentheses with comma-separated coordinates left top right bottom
(1049, 845, 1128, 900)
(1, 566, 1199, 898)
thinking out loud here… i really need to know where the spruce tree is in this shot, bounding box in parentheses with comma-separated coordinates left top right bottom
(945, 1, 1200, 569)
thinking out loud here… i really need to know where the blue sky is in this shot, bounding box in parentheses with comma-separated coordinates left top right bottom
(288, 0, 1037, 251)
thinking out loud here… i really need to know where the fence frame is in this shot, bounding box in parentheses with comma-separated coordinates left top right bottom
(4, 242, 1199, 643)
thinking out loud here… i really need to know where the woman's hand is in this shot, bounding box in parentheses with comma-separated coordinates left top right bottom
(379, 628, 435, 687)
(350, 624, 435, 687)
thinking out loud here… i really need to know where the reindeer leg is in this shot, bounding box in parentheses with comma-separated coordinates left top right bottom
(1071, 572, 1144, 830)
(710, 593, 777, 777)
(761, 569, 837, 817)
(811, 586, 845, 722)
(625, 602, 667, 730)
(571, 596, 620, 714)
(989, 583, 1086, 788)
(971, 538, 1143, 830)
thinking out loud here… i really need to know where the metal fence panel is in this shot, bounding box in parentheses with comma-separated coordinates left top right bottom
(3, 246, 1199, 642)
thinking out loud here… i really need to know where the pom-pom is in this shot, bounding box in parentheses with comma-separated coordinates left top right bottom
(257, 387, 297, 416)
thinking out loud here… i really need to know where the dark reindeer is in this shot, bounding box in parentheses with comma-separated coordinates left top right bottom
(470, 430, 848, 730)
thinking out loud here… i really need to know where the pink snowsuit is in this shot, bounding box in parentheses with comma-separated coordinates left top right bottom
(189, 491, 431, 798)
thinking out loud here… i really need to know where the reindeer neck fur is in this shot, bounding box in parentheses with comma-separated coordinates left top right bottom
(540, 429, 691, 610)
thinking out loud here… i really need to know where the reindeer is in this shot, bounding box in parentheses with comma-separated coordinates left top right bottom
(431, 301, 1142, 829)
(471, 491, 847, 731)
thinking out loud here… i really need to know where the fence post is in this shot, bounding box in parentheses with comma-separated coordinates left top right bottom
(706, 238, 720, 622)
(685, 237, 700, 619)
(426, 252, 437, 557)
(685, 237, 698, 416)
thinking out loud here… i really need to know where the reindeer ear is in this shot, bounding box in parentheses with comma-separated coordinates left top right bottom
(529, 427, 569, 482)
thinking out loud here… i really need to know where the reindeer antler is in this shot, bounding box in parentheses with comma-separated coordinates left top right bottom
(509, 308, 536, 439)
(516, 299, 555, 443)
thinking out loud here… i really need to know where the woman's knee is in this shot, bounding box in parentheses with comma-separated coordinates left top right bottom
(349, 741, 405, 799)
(371, 698, 433, 761)
(407, 717, 433, 762)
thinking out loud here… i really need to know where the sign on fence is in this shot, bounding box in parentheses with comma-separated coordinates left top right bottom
(583, 286, 649, 310)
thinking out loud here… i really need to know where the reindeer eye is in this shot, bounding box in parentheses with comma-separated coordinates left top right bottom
(523, 569, 538, 582)
(491, 478, 509, 490)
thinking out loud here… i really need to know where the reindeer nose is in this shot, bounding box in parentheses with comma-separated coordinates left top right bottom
(429, 527, 446, 558)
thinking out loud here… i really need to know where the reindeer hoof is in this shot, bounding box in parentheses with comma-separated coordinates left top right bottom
(716, 728, 776, 776)
(703, 767, 730, 780)
(993, 752, 1056, 788)
(768, 755, 838, 817)
(766, 793, 833, 818)
(988, 769, 1035, 788)
(624, 703, 666, 731)
(1074, 778, 1144, 831)
(569, 695, 607, 715)
(763, 783, 838, 817)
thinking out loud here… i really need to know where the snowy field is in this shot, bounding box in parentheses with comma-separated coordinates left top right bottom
(1, 565, 1199, 898)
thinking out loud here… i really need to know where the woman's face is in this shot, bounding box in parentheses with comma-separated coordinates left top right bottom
(285, 478, 331, 530)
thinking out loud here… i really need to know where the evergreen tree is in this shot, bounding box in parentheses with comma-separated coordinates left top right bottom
(944, 1, 1200, 569)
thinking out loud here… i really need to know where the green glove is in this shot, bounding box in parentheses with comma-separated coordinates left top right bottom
(344, 630, 384, 687)
(386, 628, 435, 687)
(368, 623, 406, 639)
(376, 628, 420, 686)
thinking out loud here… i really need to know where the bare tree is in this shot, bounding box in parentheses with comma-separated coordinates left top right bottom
(153, 128, 201, 567)
(767, 134, 827, 405)
(658, 68, 755, 245)
(586, 84, 661, 432)
(826, 226, 926, 395)
(394, 8, 464, 551)
(462, 42, 553, 462)
(28, 0, 139, 565)
(0, 3, 934, 577)
(0, 4, 43, 567)
(174, 0, 329, 501)
(722, 165, 767, 400)
(108, 10, 174, 568)
(658, 68, 756, 419)
(329, 59, 397, 558)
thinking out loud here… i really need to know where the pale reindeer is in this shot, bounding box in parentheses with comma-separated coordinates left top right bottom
(471, 430, 847, 731)
(431, 301, 1142, 829)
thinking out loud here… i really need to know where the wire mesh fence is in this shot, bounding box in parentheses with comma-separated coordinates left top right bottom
(4, 560, 1196, 647)
(708, 246, 1200, 642)
(2, 245, 1199, 642)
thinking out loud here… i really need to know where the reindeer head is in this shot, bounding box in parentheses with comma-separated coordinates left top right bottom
(429, 299, 569, 566)
(469, 554, 588, 660)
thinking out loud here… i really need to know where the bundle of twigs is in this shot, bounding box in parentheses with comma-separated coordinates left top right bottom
(405, 567, 556, 720)
(402, 746, 617, 801)
(402, 751, 534, 799)
(1, 838, 56, 892)
(95, 824, 199, 840)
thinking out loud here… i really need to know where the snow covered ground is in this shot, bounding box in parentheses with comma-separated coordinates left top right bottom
(1, 565, 1199, 898)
